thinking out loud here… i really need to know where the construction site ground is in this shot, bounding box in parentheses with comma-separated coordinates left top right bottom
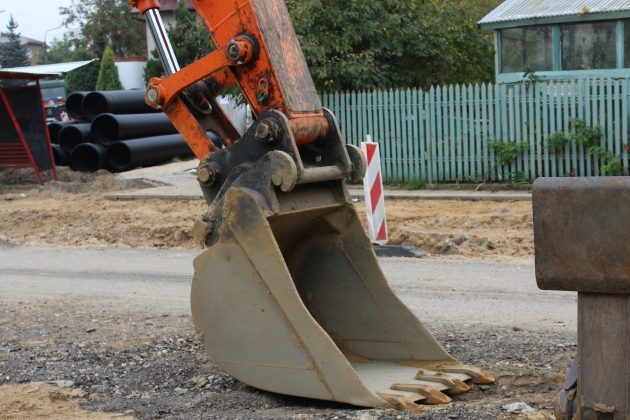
(0, 165, 573, 419)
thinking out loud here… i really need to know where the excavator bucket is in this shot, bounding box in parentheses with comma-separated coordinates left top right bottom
(190, 117, 494, 409)
(133, 0, 494, 408)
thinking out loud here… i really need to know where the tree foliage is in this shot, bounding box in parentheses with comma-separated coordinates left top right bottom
(144, 1, 214, 80)
(95, 46, 123, 90)
(46, 35, 82, 64)
(141, 0, 499, 91)
(286, 0, 499, 91)
(65, 48, 100, 93)
(0, 16, 29, 68)
(60, 0, 146, 58)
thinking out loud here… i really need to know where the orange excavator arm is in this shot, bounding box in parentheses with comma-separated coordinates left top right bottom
(131, 0, 328, 159)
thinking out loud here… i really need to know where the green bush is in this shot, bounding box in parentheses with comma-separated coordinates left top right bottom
(95, 46, 123, 91)
(488, 140, 530, 166)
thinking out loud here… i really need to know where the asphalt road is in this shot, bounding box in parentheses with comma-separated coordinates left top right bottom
(0, 246, 576, 332)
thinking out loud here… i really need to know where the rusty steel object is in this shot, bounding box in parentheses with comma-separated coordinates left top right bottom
(533, 177, 630, 419)
(534, 177, 630, 294)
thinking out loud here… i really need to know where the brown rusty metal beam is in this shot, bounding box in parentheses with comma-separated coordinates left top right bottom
(533, 177, 630, 294)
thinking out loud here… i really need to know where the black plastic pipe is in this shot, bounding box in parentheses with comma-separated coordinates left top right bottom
(48, 120, 85, 144)
(82, 90, 157, 121)
(70, 143, 108, 172)
(58, 123, 92, 153)
(107, 134, 193, 172)
(51, 144, 69, 166)
(91, 113, 177, 145)
(65, 92, 88, 119)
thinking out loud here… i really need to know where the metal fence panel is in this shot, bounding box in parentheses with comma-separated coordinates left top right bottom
(321, 78, 630, 182)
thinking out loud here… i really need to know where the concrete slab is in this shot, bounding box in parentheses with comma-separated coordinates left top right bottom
(105, 160, 532, 202)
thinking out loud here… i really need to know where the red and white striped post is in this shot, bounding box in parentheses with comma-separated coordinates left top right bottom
(361, 135, 388, 245)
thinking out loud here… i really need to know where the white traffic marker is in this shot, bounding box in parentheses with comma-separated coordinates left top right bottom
(361, 135, 388, 244)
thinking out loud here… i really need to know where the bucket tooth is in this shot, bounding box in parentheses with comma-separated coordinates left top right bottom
(376, 393, 425, 413)
(415, 370, 470, 394)
(438, 365, 496, 385)
(391, 383, 452, 405)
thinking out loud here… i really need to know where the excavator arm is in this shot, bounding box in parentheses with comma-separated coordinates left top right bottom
(131, 0, 494, 410)
(132, 0, 328, 156)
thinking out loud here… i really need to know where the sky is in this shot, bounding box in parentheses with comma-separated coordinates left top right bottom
(0, 0, 77, 43)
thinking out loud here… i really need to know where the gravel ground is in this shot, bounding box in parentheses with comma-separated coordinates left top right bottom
(0, 300, 575, 419)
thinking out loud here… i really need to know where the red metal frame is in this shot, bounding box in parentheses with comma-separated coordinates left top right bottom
(0, 77, 58, 184)
(0, 86, 44, 183)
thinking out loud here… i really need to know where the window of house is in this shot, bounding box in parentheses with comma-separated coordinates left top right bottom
(562, 21, 616, 70)
(501, 26, 553, 73)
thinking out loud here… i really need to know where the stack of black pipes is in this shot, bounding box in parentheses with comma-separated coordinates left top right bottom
(48, 90, 193, 172)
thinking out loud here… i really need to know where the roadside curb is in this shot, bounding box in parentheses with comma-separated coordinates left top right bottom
(374, 245, 428, 258)
(105, 188, 532, 202)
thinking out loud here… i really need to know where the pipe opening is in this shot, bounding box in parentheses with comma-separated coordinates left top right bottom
(91, 114, 120, 144)
(70, 144, 106, 172)
(47, 123, 64, 144)
(82, 92, 109, 121)
(51, 144, 68, 166)
(107, 143, 132, 171)
(65, 92, 86, 119)
(58, 126, 87, 153)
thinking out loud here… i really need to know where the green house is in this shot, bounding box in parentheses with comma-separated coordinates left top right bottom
(479, 0, 630, 83)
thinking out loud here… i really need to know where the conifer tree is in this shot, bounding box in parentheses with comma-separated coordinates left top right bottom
(95, 45, 123, 90)
(0, 16, 29, 68)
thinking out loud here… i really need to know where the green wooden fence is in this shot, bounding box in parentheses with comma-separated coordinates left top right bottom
(321, 78, 630, 183)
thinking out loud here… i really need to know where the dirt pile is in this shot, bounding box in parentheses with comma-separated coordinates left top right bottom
(0, 169, 533, 258)
(376, 200, 533, 259)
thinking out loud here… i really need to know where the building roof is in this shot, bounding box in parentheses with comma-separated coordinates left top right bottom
(0, 34, 45, 47)
(479, 0, 630, 29)
(0, 60, 97, 79)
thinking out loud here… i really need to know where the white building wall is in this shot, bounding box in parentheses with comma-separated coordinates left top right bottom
(115, 61, 147, 90)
